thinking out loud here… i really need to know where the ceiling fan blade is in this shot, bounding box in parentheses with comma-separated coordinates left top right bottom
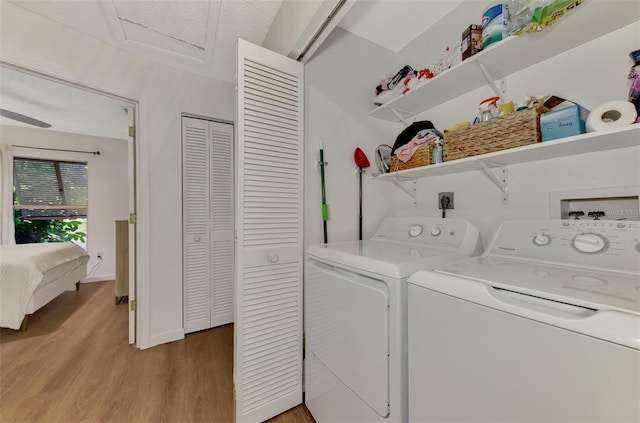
(0, 108, 51, 128)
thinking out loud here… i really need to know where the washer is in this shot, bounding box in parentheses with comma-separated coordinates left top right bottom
(304, 217, 482, 423)
(408, 219, 640, 423)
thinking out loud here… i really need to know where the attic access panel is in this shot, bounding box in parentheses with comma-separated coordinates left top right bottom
(113, 0, 210, 59)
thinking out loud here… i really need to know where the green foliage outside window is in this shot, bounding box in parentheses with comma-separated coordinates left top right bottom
(14, 212, 87, 244)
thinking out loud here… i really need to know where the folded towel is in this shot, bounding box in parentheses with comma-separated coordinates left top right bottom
(394, 134, 438, 163)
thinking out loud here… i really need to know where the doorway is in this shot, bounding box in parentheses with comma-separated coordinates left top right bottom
(0, 62, 140, 345)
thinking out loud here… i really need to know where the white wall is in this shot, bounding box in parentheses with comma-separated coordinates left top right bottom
(0, 2, 235, 349)
(1, 125, 128, 281)
(306, 9, 640, 248)
(305, 28, 402, 247)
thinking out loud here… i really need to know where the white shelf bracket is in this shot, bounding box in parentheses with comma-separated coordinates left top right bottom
(479, 162, 509, 204)
(475, 61, 506, 102)
(392, 177, 417, 202)
(389, 108, 411, 127)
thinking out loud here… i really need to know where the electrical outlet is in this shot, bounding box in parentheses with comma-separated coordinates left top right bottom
(438, 192, 454, 209)
(97, 252, 103, 260)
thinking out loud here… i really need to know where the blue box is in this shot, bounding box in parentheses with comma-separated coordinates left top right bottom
(540, 105, 588, 142)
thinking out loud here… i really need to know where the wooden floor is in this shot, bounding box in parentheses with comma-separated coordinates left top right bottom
(0, 281, 315, 423)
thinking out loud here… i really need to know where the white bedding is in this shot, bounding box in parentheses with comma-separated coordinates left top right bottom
(0, 243, 89, 329)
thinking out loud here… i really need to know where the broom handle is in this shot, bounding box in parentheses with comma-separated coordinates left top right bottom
(320, 148, 328, 244)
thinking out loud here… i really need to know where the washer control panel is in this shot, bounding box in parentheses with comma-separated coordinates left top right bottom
(489, 220, 640, 272)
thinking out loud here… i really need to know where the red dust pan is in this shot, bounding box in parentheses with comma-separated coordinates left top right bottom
(354, 147, 370, 168)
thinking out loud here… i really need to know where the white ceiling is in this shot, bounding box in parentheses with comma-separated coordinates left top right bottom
(2, 0, 284, 140)
(9, 0, 284, 83)
(0, 67, 131, 140)
(1, 0, 460, 140)
(338, 0, 464, 52)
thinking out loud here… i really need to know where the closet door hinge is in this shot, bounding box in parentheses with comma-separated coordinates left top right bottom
(129, 213, 137, 224)
(130, 300, 137, 311)
(129, 126, 136, 138)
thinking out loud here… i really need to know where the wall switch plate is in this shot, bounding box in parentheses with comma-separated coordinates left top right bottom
(439, 192, 454, 209)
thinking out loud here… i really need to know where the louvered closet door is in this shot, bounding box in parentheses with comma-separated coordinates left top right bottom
(183, 117, 211, 333)
(210, 121, 234, 327)
(235, 39, 304, 423)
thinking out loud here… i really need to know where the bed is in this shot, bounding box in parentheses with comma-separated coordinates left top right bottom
(0, 242, 89, 331)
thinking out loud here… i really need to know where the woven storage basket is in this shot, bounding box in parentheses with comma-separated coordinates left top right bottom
(443, 106, 549, 162)
(390, 143, 433, 172)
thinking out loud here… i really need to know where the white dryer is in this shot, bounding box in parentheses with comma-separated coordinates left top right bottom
(304, 217, 482, 423)
(408, 219, 640, 422)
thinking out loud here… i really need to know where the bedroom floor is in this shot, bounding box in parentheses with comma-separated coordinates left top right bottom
(0, 280, 315, 423)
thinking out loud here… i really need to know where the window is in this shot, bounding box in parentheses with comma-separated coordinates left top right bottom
(13, 158, 87, 244)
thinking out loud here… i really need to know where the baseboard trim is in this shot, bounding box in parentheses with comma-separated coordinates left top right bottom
(81, 274, 115, 283)
(146, 329, 185, 349)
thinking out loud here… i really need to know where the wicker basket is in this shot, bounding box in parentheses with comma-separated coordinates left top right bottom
(390, 143, 433, 172)
(443, 106, 549, 162)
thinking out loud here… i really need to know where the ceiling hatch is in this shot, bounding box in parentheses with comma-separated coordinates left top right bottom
(113, 1, 209, 60)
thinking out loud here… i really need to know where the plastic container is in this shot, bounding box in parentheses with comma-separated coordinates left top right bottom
(482, 2, 504, 49)
(432, 140, 443, 164)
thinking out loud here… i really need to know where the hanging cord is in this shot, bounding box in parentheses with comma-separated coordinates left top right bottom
(85, 256, 103, 278)
(440, 195, 450, 218)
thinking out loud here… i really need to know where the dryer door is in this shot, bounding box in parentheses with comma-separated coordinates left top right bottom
(305, 258, 390, 417)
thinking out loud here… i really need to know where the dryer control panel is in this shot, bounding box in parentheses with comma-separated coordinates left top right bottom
(373, 217, 483, 257)
(487, 220, 640, 272)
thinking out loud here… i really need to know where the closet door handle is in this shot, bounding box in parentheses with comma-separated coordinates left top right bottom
(194, 236, 201, 242)
(268, 253, 280, 263)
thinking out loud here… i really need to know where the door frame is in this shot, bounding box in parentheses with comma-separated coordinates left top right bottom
(0, 61, 141, 346)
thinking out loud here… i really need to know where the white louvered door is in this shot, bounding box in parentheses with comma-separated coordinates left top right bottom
(235, 39, 304, 422)
(183, 117, 234, 334)
(210, 122, 234, 327)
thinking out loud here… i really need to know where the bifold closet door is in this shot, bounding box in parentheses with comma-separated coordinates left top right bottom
(209, 121, 234, 327)
(183, 117, 234, 334)
(234, 38, 304, 423)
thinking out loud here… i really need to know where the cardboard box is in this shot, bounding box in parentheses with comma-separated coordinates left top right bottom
(540, 104, 588, 142)
(462, 25, 482, 60)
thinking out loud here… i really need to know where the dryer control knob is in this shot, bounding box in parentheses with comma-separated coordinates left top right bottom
(573, 233, 607, 254)
(409, 225, 424, 237)
(430, 227, 442, 237)
(533, 233, 551, 246)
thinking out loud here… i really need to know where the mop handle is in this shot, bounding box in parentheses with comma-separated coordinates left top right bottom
(320, 148, 328, 243)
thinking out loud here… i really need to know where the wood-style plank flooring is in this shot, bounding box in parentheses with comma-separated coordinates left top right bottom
(0, 281, 315, 423)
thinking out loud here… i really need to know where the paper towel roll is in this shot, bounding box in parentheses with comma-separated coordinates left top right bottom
(586, 101, 637, 132)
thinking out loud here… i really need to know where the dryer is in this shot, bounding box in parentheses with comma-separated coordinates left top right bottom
(304, 217, 482, 423)
(408, 219, 640, 422)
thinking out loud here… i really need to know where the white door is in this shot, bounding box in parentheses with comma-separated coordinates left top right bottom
(183, 117, 211, 333)
(209, 121, 234, 327)
(126, 106, 136, 345)
(234, 38, 304, 422)
(183, 117, 235, 333)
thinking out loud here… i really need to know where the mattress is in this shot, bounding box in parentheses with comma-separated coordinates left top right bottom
(0, 242, 89, 329)
(39, 254, 90, 287)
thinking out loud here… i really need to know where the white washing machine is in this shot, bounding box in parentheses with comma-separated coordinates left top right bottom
(304, 217, 482, 423)
(408, 219, 640, 423)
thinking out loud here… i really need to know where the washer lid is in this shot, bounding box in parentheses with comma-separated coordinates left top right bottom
(434, 256, 640, 316)
(306, 240, 468, 279)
